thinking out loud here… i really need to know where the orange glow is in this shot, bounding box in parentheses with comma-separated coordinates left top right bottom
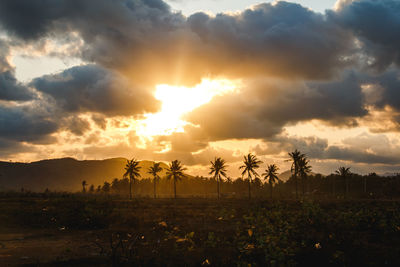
(137, 78, 238, 137)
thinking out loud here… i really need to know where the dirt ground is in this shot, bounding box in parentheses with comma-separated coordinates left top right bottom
(0, 227, 106, 266)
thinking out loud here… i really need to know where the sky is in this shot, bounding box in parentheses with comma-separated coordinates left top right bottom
(1, 0, 400, 177)
(165, 0, 338, 15)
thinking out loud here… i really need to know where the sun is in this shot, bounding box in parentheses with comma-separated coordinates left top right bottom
(136, 78, 238, 138)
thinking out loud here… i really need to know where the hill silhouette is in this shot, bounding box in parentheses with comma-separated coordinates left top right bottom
(278, 170, 292, 182)
(0, 158, 169, 192)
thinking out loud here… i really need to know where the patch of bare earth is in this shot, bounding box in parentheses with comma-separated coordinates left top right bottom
(0, 228, 104, 266)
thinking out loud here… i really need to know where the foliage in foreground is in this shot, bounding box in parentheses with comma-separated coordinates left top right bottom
(0, 195, 399, 266)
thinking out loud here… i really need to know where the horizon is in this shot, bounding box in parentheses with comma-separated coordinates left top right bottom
(1, 0, 400, 178)
(1, 156, 398, 177)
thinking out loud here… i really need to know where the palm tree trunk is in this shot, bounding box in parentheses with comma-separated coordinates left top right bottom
(174, 177, 177, 199)
(154, 177, 156, 199)
(248, 172, 251, 199)
(129, 177, 132, 200)
(345, 176, 349, 199)
(295, 174, 298, 199)
(302, 176, 305, 197)
(270, 182, 273, 200)
(217, 175, 220, 199)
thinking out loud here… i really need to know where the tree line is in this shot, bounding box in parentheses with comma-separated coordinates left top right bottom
(81, 150, 400, 199)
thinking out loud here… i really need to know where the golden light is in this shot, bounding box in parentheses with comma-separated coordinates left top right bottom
(137, 78, 238, 138)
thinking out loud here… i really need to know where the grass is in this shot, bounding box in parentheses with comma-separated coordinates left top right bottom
(0, 194, 399, 266)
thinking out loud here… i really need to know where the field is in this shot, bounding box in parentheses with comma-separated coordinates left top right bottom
(0, 194, 399, 266)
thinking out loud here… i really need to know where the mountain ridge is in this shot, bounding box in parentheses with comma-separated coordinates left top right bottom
(0, 157, 169, 192)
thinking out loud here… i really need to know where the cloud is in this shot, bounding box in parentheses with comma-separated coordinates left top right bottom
(62, 116, 91, 136)
(254, 132, 400, 165)
(186, 2, 354, 80)
(367, 70, 400, 111)
(0, 138, 31, 158)
(0, 0, 398, 83)
(360, 106, 400, 133)
(0, 0, 65, 40)
(329, 0, 400, 71)
(155, 125, 209, 153)
(0, 39, 35, 101)
(32, 65, 160, 116)
(355, 70, 400, 133)
(186, 74, 367, 141)
(323, 146, 399, 165)
(0, 71, 35, 101)
(91, 114, 107, 130)
(0, 103, 59, 142)
(0, 0, 356, 84)
(0, 39, 10, 71)
(334, 0, 355, 11)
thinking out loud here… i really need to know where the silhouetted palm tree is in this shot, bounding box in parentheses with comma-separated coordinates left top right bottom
(298, 156, 312, 196)
(89, 184, 95, 193)
(239, 153, 262, 199)
(123, 159, 141, 199)
(111, 178, 119, 193)
(166, 160, 186, 199)
(335, 166, 351, 198)
(148, 162, 163, 199)
(209, 157, 228, 199)
(102, 181, 111, 193)
(262, 164, 280, 199)
(288, 149, 305, 199)
(82, 180, 87, 193)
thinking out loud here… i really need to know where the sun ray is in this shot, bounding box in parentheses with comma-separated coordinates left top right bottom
(136, 78, 238, 138)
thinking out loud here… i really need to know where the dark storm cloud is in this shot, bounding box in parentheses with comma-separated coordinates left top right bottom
(0, 0, 170, 40)
(0, 0, 188, 83)
(187, 74, 367, 141)
(32, 65, 160, 116)
(62, 116, 91, 136)
(329, 0, 400, 71)
(91, 114, 107, 130)
(0, 71, 35, 101)
(0, 0, 64, 40)
(0, 138, 33, 158)
(0, 104, 58, 142)
(0, 38, 57, 147)
(0, 0, 355, 83)
(187, 1, 354, 80)
(366, 70, 400, 111)
(0, 0, 399, 83)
